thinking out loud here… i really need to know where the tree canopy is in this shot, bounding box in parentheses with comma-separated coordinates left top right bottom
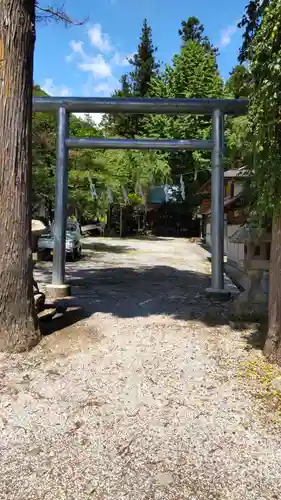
(235, 0, 281, 361)
(32, 15, 225, 221)
(144, 38, 223, 194)
(104, 18, 159, 138)
(225, 65, 251, 99)
(179, 16, 218, 56)
(32, 85, 170, 221)
(244, 0, 281, 221)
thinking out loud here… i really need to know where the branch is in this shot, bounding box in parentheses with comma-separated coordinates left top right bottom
(35, 3, 88, 25)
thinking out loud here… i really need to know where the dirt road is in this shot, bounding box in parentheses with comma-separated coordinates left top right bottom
(1, 237, 281, 499)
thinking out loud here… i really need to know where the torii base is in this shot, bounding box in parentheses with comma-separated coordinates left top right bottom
(45, 284, 71, 299)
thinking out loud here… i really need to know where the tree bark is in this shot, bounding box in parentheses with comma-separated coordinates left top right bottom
(264, 212, 281, 362)
(0, 0, 40, 352)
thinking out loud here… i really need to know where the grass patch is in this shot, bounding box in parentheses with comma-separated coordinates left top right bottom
(240, 359, 281, 418)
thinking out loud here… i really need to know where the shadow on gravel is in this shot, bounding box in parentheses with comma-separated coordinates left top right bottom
(131, 235, 173, 241)
(242, 324, 268, 351)
(82, 241, 133, 254)
(38, 264, 233, 332)
(40, 305, 87, 336)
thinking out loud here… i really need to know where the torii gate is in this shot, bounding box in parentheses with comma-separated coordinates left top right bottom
(33, 96, 248, 298)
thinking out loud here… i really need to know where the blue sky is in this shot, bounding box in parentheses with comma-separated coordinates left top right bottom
(35, 0, 248, 122)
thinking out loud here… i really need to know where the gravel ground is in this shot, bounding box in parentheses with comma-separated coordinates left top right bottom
(1, 237, 281, 500)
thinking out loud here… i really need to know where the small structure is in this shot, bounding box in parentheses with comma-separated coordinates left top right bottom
(31, 219, 48, 252)
(197, 167, 249, 263)
(31, 219, 48, 312)
(229, 224, 270, 318)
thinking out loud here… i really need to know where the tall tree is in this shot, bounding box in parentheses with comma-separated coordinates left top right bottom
(129, 18, 160, 98)
(238, 0, 270, 62)
(0, 3, 81, 352)
(104, 74, 136, 138)
(179, 16, 218, 56)
(145, 40, 223, 184)
(106, 18, 159, 137)
(225, 64, 251, 99)
(0, 0, 40, 352)
(224, 65, 252, 172)
(239, 0, 281, 361)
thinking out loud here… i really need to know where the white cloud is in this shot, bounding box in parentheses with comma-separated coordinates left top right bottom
(41, 80, 104, 125)
(81, 74, 119, 98)
(66, 41, 85, 62)
(73, 112, 104, 126)
(112, 52, 132, 67)
(79, 54, 112, 78)
(42, 78, 71, 97)
(88, 24, 112, 53)
(93, 82, 113, 94)
(70, 40, 84, 55)
(65, 23, 131, 103)
(94, 77, 120, 95)
(219, 24, 237, 48)
(41, 79, 104, 126)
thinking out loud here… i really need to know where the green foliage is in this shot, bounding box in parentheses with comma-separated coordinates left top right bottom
(32, 84, 170, 220)
(145, 40, 223, 181)
(166, 41, 223, 97)
(129, 18, 160, 97)
(105, 18, 159, 137)
(32, 14, 243, 221)
(32, 85, 103, 219)
(224, 65, 253, 171)
(238, 0, 270, 62)
(32, 85, 57, 217)
(103, 75, 137, 138)
(225, 115, 252, 167)
(244, 0, 281, 220)
(102, 149, 170, 201)
(179, 16, 218, 56)
(225, 65, 251, 98)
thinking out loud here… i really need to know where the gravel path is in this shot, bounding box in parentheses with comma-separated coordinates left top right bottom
(1, 237, 281, 500)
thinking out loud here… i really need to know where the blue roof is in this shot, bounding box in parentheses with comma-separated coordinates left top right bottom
(148, 185, 180, 204)
(148, 186, 166, 204)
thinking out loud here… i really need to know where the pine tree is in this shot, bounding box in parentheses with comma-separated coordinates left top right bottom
(179, 16, 218, 56)
(106, 18, 159, 137)
(145, 40, 223, 181)
(129, 18, 160, 98)
(105, 75, 136, 138)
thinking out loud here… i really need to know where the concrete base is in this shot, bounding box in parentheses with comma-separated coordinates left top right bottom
(205, 288, 231, 300)
(45, 284, 71, 299)
(226, 268, 268, 321)
(225, 260, 248, 292)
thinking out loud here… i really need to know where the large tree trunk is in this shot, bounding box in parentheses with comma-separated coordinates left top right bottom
(0, 0, 40, 352)
(264, 212, 281, 361)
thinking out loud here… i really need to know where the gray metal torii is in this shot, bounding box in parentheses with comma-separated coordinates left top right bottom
(33, 96, 248, 298)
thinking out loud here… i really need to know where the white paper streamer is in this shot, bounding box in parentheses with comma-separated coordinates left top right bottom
(122, 186, 129, 204)
(107, 187, 113, 204)
(164, 184, 169, 203)
(180, 175, 185, 201)
(136, 182, 145, 202)
(88, 174, 97, 199)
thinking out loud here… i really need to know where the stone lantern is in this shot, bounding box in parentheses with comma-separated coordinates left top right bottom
(229, 224, 270, 318)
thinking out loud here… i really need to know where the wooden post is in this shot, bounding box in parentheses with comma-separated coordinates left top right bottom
(120, 205, 123, 238)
